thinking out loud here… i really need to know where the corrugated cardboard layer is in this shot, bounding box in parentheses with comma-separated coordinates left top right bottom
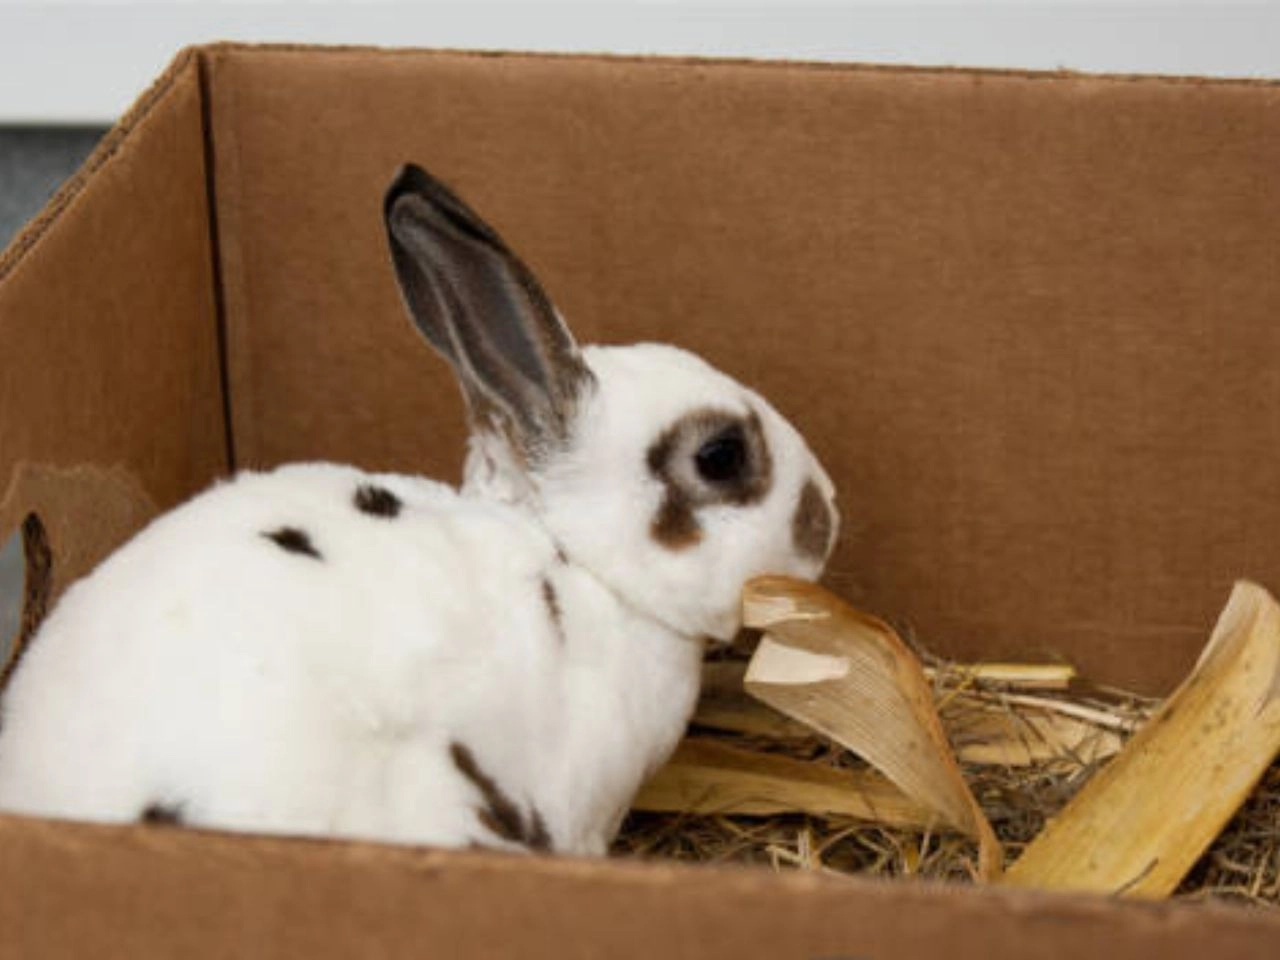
(205, 48, 1280, 693)
(0, 51, 225, 585)
(1, 813, 1278, 959)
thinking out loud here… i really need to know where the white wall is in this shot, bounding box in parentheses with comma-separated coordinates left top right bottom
(1, 1, 1278, 124)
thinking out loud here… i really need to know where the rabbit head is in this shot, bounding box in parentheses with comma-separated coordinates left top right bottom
(385, 164, 838, 641)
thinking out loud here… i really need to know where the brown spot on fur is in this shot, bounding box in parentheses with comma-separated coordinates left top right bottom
(646, 424, 679, 479)
(541, 577, 566, 644)
(651, 493, 703, 550)
(792, 479, 834, 561)
(646, 407, 773, 551)
(450, 742, 552, 852)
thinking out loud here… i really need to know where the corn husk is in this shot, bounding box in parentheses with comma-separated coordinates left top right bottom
(622, 581, 1280, 905)
(1001, 580, 1280, 897)
(692, 659, 1123, 768)
(634, 738, 936, 828)
(738, 575, 1002, 880)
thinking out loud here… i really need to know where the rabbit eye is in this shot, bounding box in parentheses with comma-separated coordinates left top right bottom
(695, 427, 748, 484)
(647, 408, 774, 550)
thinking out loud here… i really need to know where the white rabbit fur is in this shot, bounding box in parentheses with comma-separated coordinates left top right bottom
(0, 166, 838, 856)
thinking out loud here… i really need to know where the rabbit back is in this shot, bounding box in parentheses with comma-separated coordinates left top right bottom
(0, 462, 576, 847)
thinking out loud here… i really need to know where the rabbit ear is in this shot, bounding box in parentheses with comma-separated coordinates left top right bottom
(384, 164, 593, 459)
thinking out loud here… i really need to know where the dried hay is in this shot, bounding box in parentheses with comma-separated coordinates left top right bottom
(614, 643, 1280, 906)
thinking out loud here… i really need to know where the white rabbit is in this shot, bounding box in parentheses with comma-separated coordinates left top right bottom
(0, 164, 838, 855)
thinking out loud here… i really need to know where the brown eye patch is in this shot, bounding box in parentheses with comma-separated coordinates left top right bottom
(646, 407, 773, 550)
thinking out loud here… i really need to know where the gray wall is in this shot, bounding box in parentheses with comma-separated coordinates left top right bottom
(0, 126, 105, 654)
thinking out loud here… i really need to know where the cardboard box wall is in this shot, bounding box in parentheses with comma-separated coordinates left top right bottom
(1, 45, 1279, 957)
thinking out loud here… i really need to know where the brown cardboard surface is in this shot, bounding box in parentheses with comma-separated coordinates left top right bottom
(202, 47, 1280, 693)
(4, 44, 1280, 957)
(0, 812, 1278, 959)
(0, 51, 226, 574)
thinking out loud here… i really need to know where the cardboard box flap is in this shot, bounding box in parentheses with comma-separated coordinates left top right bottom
(203, 47, 1280, 693)
(1, 812, 1278, 959)
(0, 49, 227, 597)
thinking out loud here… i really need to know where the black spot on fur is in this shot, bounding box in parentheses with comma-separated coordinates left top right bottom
(141, 802, 184, 826)
(354, 484, 402, 518)
(262, 526, 322, 560)
(450, 741, 552, 852)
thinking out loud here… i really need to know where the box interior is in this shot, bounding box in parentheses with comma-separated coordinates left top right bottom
(26, 45, 1280, 692)
(238, 51, 1280, 694)
(2, 45, 1280, 955)
(0, 54, 225, 599)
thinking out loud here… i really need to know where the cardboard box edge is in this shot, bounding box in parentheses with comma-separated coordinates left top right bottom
(199, 39, 1280, 89)
(3, 812, 1280, 958)
(0, 47, 204, 284)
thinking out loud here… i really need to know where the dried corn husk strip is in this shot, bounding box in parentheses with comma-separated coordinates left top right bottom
(1002, 581, 1280, 898)
(695, 660, 1126, 767)
(633, 738, 937, 829)
(925, 662, 1077, 691)
(740, 575, 1003, 880)
(941, 695, 1124, 767)
(982, 691, 1144, 733)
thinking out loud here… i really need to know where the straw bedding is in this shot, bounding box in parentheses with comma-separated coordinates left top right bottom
(613, 646, 1280, 907)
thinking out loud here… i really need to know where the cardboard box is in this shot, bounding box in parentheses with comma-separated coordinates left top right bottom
(2, 44, 1280, 956)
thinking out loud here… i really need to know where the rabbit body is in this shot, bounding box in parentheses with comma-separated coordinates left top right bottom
(0, 463, 701, 854)
(0, 165, 838, 853)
